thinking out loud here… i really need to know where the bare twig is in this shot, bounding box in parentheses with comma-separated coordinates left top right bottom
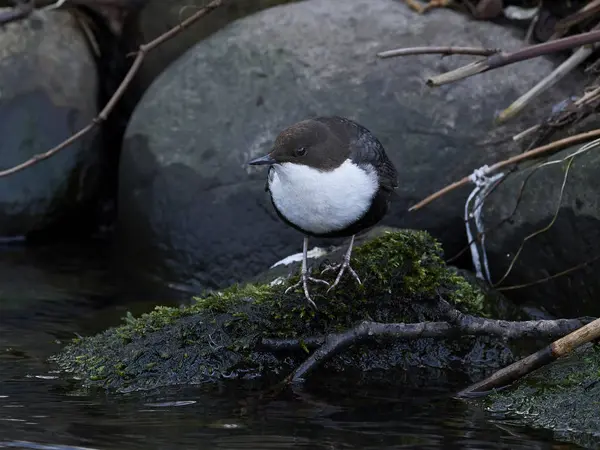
(496, 36, 600, 124)
(289, 321, 452, 382)
(286, 298, 592, 383)
(497, 253, 600, 291)
(0, 0, 224, 178)
(0, 0, 34, 26)
(377, 46, 500, 59)
(408, 128, 600, 212)
(457, 316, 600, 397)
(427, 29, 600, 87)
(550, 0, 600, 40)
(524, 6, 541, 44)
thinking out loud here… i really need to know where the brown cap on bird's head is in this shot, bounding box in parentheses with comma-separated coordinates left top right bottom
(247, 118, 349, 171)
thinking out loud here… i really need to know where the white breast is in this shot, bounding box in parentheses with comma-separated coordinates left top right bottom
(268, 160, 378, 235)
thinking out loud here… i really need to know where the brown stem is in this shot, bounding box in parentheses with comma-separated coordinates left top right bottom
(288, 307, 591, 383)
(408, 128, 600, 212)
(427, 29, 600, 87)
(0, 0, 34, 26)
(377, 46, 500, 59)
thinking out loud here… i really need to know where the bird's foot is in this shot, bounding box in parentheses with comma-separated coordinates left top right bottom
(325, 258, 362, 294)
(285, 270, 329, 309)
(320, 261, 341, 275)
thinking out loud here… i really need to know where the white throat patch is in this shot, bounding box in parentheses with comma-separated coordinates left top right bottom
(268, 159, 378, 235)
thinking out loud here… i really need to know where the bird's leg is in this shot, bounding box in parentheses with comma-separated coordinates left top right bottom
(284, 236, 329, 308)
(326, 235, 362, 293)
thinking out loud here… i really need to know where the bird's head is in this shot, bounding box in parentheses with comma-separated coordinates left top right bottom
(247, 119, 347, 171)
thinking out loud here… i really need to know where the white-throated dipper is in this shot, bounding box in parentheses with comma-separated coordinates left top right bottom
(248, 116, 399, 307)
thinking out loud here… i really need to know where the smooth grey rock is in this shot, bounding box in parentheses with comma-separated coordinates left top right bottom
(0, 10, 100, 238)
(125, 0, 300, 95)
(118, 0, 581, 291)
(481, 143, 600, 317)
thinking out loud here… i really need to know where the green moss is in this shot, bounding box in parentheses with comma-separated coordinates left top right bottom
(482, 344, 600, 448)
(53, 229, 500, 392)
(109, 230, 486, 344)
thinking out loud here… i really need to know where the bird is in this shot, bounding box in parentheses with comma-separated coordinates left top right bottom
(248, 116, 399, 308)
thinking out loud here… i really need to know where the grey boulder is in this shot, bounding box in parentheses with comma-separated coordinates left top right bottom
(481, 142, 600, 317)
(0, 10, 100, 238)
(118, 0, 580, 291)
(125, 0, 301, 95)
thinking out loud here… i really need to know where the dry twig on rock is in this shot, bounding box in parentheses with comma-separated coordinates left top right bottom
(427, 29, 600, 86)
(379, 29, 600, 86)
(408, 128, 600, 212)
(497, 22, 600, 124)
(266, 296, 593, 384)
(377, 46, 500, 58)
(0, 0, 34, 25)
(0, 0, 224, 178)
(457, 316, 600, 397)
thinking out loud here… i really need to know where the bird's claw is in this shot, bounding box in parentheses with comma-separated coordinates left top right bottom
(326, 260, 362, 293)
(285, 272, 329, 309)
(320, 261, 341, 275)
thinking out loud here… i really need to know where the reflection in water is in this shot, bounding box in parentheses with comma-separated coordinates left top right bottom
(0, 241, 577, 449)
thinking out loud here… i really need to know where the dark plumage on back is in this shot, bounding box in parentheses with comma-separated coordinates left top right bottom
(313, 116, 399, 193)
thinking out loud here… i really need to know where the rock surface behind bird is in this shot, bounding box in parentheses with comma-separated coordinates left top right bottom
(117, 0, 582, 292)
(481, 142, 600, 318)
(0, 10, 101, 239)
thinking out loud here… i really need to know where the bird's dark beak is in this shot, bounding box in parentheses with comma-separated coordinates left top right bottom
(248, 153, 276, 166)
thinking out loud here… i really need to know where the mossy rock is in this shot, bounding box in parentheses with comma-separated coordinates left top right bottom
(479, 343, 600, 449)
(52, 228, 528, 393)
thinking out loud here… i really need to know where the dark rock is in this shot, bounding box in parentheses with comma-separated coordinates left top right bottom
(118, 0, 581, 291)
(0, 10, 101, 239)
(481, 343, 600, 449)
(481, 143, 600, 317)
(123, 0, 301, 95)
(52, 228, 527, 393)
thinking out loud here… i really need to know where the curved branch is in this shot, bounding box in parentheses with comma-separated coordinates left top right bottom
(290, 321, 455, 382)
(283, 304, 592, 383)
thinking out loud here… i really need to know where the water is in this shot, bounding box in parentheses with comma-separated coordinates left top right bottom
(0, 241, 579, 449)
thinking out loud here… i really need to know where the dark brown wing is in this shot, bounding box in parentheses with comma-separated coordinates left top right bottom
(315, 116, 398, 192)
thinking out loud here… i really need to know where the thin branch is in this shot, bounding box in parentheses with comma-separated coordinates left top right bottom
(377, 46, 500, 59)
(0, 0, 34, 26)
(496, 36, 599, 124)
(0, 0, 224, 178)
(290, 321, 455, 382)
(260, 336, 324, 351)
(457, 316, 600, 397)
(287, 304, 592, 383)
(427, 29, 600, 87)
(550, 0, 600, 39)
(496, 253, 600, 291)
(408, 128, 600, 212)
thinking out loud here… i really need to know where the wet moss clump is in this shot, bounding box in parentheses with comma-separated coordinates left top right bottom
(481, 343, 600, 448)
(52, 228, 518, 393)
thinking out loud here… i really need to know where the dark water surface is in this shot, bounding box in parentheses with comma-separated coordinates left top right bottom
(0, 241, 578, 449)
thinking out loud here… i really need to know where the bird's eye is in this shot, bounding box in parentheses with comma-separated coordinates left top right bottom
(295, 147, 307, 157)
